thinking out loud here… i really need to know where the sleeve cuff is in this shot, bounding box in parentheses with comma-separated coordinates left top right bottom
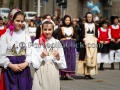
(53, 57, 62, 64)
(4, 62, 11, 69)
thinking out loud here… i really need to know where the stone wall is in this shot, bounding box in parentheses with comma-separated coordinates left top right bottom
(12, 0, 120, 18)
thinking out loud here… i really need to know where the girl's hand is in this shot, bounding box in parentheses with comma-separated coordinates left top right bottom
(100, 41, 104, 44)
(8, 63, 22, 72)
(53, 50, 60, 60)
(116, 39, 120, 43)
(61, 38, 66, 40)
(40, 49, 48, 58)
(83, 38, 86, 42)
(18, 61, 29, 71)
(111, 39, 115, 42)
(104, 41, 109, 44)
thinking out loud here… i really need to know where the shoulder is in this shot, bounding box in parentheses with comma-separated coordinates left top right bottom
(0, 29, 10, 42)
(33, 39, 39, 44)
(98, 27, 101, 31)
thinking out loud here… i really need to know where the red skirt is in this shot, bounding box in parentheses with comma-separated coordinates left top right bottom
(0, 68, 6, 90)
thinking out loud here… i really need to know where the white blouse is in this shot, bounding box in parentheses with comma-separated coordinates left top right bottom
(85, 23, 95, 34)
(111, 24, 119, 29)
(32, 37, 67, 69)
(0, 29, 32, 69)
(0, 26, 4, 30)
(28, 27, 36, 37)
(64, 27, 72, 36)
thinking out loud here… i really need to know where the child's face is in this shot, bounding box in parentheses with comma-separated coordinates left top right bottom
(42, 24, 53, 39)
(87, 14, 92, 23)
(65, 17, 71, 25)
(102, 23, 108, 29)
(13, 15, 24, 31)
(114, 19, 118, 25)
(0, 20, 3, 26)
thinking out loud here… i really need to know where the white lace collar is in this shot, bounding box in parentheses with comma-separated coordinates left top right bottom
(111, 24, 119, 29)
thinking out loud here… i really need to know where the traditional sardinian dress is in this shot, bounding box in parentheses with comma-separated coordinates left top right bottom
(32, 37, 66, 90)
(78, 23, 98, 75)
(0, 26, 7, 90)
(109, 24, 120, 63)
(58, 26, 76, 76)
(0, 29, 32, 90)
(97, 27, 110, 63)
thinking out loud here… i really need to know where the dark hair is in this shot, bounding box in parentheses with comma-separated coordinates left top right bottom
(101, 20, 109, 27)
(35, 26, 41, 39)
(0, 17, 3, 20)
(85, 12, 94, 23)
(62, 15, 72, 27)
(42, 21, 54, 30)
(35, 21, 54, 39)
(45, 14, 52, 19)
(110, 16, 119, 24)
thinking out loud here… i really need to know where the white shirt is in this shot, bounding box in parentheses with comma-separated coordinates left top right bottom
(31, 37, 67, 69)
(0, 29, 32, 69)
(64, 27, 72, 36)
(85, 23, 95, 34)
(94, 16, 99, 21)
(0, 26, 4, 30)
(28, 27, 36, 37)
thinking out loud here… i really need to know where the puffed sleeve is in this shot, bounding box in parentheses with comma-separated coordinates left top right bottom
(0, 33, 10, 69)
(53, 39, 67, 69)
(31, 39, 45, 69)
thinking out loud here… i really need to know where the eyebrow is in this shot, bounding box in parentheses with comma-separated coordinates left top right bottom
(43, 28, 52, 30)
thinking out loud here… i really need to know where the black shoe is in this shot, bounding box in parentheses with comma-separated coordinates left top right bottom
(89, 76, 94, 79)
(99, 63, 104, 71)
(99, 67, 104, 71)
(110, 63, 114, 70)
(84, 75, 89, 80)
(60, 76, 66, 80)
(110, 67, 114, 70)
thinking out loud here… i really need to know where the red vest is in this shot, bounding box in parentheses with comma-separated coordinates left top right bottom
(98, 28, 110, 43)
(0, 26, 6, 37)
(109, 25, 120, 39)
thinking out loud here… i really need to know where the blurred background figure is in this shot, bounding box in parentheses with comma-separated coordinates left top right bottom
(94, 13, 99, 22)
(28, 20, 37, 43)
(72, 18, 81, 53)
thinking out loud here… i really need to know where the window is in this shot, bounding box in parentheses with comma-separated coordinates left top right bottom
(2, 9, 10, 13)
(103, 0, 109, 7)
(28, 13, 36, 17)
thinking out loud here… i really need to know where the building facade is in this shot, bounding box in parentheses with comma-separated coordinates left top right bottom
(1, 0, 120, 19)
(0, 0, 10, 8)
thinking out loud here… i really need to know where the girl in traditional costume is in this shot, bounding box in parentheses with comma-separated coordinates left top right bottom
(58, 15, 76, 80)
(97, 20, 110, 70)
(78, 12, 98, 79)
(0, 8, 32, 90)
(109, 16, 120, 70)
(32, 21, 66, 90)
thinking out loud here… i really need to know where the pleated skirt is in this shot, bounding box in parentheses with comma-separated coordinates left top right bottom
(32, 60, 60, 90)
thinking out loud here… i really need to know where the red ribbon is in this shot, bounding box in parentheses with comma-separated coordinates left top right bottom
(39, 33, 46, 45)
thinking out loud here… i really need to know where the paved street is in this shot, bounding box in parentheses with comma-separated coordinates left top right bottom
(30, 63, 120, 90)
(60, 63, 120, 90)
